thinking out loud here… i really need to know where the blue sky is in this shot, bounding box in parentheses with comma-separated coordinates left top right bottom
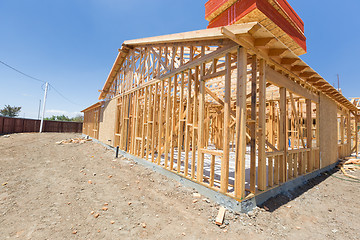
(0, 0, 359, 119)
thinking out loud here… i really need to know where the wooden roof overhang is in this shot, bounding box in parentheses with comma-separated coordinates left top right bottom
(98, 22, 357, 113)
(81, 101, 103, 113)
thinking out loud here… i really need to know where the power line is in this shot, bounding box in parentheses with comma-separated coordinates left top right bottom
(0, 59, 80, 106)
(0, 60, 46, 83)
(49, 84, 81, 106)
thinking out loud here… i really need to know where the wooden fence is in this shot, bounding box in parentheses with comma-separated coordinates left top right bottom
(0, 116, 83, 134)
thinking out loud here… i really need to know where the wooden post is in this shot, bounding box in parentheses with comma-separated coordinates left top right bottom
(279, 87, 287, 183)
(170, 75, 178, 170)
(197, 47, 206, 182)
(347, 112, 351, 155)
(177, 72, 185, 173)
(134, 92, 141, 156)
(184, 70, 192, 176)
(234, 47, 247, 198)
(156, 81, 165, 165)
(220, 52, 231, 194)
(191, 67, 199, 179)
(151, 84, 159, 162)
(140, 88, 148, 158)
(145, 85, 154, 158)
(250, 55, 257, 193)
(258, 59, 267, 191)
(316, 103, 320, 168)
(340, 114, 344, 145)
(306, 99, 313, 172)
(164, 78, 172, 168)
(356, 116, 359, 157)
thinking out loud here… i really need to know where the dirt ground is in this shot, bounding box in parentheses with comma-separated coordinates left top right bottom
(0, 133, 359, 240)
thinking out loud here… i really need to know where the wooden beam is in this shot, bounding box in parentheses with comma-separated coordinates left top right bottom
(234, 47, 247, 199)
(268, 48, 287, 57)
(299, 71, 317, 78)
(281, 58, 299, 65)
(266, 66, 319, 103)
(254, 37, 276, 47)
(159, 43, 238, 81)
(124, 22, 258, 46)
(291, 65, 308, 72)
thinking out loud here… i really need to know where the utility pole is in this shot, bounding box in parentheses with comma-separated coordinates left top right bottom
(37, 99, 41, 120)
(39, 82, 49, 133)
(337, 74, 340, 92)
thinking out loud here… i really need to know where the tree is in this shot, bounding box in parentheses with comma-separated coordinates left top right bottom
(71, 114, 84, 122)
(44, 114, 83, 122)
(0, 105, 21, 117)
(44, 115, 70, 121)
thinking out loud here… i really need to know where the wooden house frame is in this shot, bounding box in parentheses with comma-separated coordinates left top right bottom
(83, 22, 359, 202)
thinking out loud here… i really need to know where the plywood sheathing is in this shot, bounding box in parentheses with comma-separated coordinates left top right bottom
(207, 0, 306, 55)
(205, 0, 239, 21)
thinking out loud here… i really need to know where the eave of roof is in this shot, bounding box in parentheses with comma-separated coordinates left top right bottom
(81, 101, 103, 113)
(98, 45, 131, 100)
(98, 22, 358, 113)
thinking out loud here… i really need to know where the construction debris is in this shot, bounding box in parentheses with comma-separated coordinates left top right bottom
(192, 193, 201, 198)
(55, 137, 92, 145)
(338, 158, 360, 179)
(215, 206, 226, 226)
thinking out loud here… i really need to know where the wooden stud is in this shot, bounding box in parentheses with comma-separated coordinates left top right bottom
(191, 67, 199, 179)
(258, 59, 267, 191)
(156, 81, 165, 165)
(177, 72, 185, 172)
(184, 70, 192, 176)
(221, 52, 231, 194)
(140, 87, 148, 158)
(151, 84, 159, 162)
(210, 155, 216, 187)
(197, 47, 206, 182)
(306, 99, 313, 171)
(250, 55, 257, 194)
(268, 157, 274, 187)
(279, 87, 287, 183)
(234, 47, 247, 199)
(164, 78, 172, 168)
(170, 75, 178, 170)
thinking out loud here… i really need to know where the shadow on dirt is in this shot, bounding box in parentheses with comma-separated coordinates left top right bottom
(259, 168, 338, 212)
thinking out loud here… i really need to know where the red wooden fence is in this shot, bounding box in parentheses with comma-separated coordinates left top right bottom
(0, 116, 83, 134)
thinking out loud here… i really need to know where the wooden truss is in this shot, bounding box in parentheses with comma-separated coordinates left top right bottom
(88, 22, 358, 201)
